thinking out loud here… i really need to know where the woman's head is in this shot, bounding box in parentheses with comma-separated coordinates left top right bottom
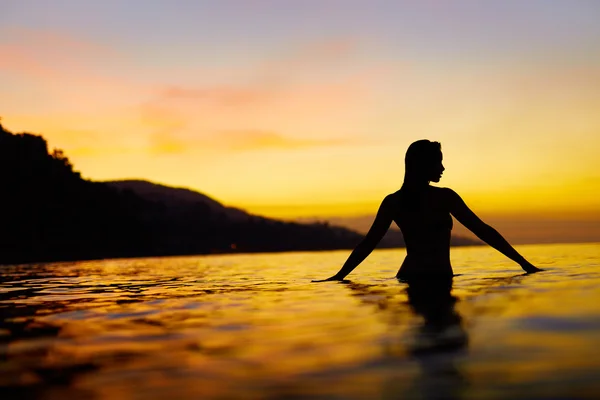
(404, 140, 444, 184)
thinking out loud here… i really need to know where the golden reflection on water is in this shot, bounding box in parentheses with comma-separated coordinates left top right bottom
(0, 243, 599, 399)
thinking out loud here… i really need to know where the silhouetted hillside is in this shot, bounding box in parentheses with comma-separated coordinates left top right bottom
(105, 180, 251, 222)
(0, 122, 367, 264)
(104, 179, 364, 255)
(0, 123, 150, 264)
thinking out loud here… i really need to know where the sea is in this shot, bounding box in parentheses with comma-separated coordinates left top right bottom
(1, 243, 599, 399)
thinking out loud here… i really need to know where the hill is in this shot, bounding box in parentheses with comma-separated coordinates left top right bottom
(103, 179, 365, 256)
(0, 123, 150, 264)
(0, 121, 366, 264)
(105, 180, 251, 222)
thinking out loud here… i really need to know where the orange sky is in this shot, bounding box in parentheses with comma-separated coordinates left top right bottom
(2, 1, 599, 243)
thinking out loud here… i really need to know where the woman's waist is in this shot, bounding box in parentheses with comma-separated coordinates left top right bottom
(405, 248, 450, 261)
(397, 259, 453, 280)
(400, 254, 452, 271)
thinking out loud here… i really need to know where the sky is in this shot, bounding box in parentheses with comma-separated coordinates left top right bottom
(1, 0, 599, 243)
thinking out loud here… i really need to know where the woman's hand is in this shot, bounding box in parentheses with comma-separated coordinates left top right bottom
(520, 261, 543, 274)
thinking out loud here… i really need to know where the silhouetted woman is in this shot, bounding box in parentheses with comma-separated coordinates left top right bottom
(315, 140, 541, 281)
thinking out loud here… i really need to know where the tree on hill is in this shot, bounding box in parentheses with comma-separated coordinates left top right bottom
(0, 121, 151, 263)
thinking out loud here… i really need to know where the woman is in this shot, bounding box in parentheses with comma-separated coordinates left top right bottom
(315, 140, 541, 281)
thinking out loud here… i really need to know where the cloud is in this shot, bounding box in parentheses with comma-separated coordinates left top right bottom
(0, 27, 118, 80)
(3, 33, 374, 158)
(0, 26, 144, 116)
(149, 37, 361, 105)
(294, 39, 357, 61)
(217, 130, 349, 151)
(3, 27, 112, 53)
(139, 38, 372, 155)
(259, 38, 357, 74)
(145, 128, 351, 155)
(158, 85, 276, 109)
(154, 39, 358, 106)
(147, 132, 191, 155)
(0, 43, 54, 79)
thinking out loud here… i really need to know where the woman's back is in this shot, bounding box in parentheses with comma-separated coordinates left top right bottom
(390, 186, 454, 279)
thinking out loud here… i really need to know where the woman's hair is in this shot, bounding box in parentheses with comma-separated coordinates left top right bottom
(404, 139, 441, 182)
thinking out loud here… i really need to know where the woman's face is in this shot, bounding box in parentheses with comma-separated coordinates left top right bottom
(428, 151, 445, 183)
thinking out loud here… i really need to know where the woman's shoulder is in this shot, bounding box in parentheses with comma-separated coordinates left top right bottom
(383, 187, 460, 205)
(385, 189, 403, 201)
(430, 186, 457, 196)
(427, 186, 462, 205)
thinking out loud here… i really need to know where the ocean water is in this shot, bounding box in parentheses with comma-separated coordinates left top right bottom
(1, 243, 599, 399)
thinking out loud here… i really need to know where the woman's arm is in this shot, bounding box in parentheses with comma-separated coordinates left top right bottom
(313, 196, 394, 281)
(447, 189, 541, 273)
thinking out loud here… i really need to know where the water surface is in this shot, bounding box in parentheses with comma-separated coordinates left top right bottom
(1, 243, 599, 399)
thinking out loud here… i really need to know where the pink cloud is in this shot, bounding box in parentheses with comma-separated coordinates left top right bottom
(218, 130, 349, 150)
(0, 27, 118, 80)
(273, 38, 357, 67)
(3, 32, 377, 158)
(159, 85, 276, 108)
(0, 44, 55, 79)
(139, 38, 373, 155)
(0, 27, 144, 113)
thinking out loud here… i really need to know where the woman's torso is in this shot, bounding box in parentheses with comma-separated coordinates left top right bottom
(388, 186, 453, 278)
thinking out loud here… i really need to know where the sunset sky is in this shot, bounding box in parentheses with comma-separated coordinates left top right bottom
(2, 1, 599, 243)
